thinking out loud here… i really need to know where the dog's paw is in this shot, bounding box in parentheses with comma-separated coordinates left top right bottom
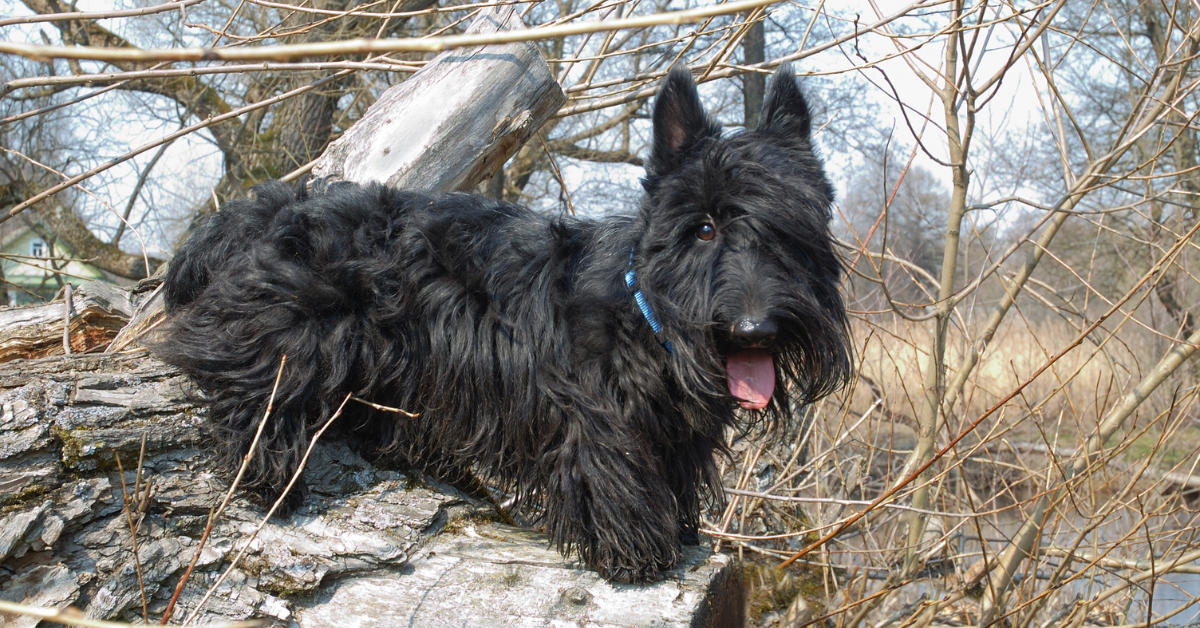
(586, 536, 681, 584)
(249, 479, 308, 517)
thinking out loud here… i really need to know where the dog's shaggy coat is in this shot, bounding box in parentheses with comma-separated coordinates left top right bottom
(154, 64, 851, 583)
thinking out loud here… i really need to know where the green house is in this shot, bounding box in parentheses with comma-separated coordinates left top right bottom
(0, 220, 108, 306)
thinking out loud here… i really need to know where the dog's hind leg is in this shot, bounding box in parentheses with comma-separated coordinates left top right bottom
(158, 250, 359, 512)
(165, 303, 334, 511)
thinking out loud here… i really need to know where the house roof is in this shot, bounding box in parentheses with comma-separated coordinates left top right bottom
(0, 217, 37, 251)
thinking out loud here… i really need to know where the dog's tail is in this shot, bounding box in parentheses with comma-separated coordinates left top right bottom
(163, 180, 300, 309)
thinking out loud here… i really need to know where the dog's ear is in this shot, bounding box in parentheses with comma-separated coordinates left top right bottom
(647, 64, 721, 176)
(758, 63, 813, 141)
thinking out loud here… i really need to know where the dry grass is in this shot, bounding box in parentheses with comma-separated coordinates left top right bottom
(726, 299, 1200, 627)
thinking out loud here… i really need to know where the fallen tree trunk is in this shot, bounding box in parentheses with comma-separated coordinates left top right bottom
(310, 7, 566, 192)
(0, 353, 743, 626)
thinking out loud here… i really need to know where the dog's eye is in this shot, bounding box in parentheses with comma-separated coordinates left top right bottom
(696, 222, 716, 241)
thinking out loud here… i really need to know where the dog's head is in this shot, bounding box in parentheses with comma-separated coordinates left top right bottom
(635, 64, 851, 414)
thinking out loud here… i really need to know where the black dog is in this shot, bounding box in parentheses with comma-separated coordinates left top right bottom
(153, 64, 850, 583)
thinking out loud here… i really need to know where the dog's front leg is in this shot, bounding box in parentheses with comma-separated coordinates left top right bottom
(539, 413, 683, 583)
(660, 431, 718, 547)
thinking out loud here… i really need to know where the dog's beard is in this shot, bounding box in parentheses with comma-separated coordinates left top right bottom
(725, 349, 775, 409)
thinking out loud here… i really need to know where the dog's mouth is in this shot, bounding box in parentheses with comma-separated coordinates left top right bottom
(725, 349, 775, 410)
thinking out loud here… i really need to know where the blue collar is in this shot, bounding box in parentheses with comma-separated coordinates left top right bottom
(625, 249, 674, 353)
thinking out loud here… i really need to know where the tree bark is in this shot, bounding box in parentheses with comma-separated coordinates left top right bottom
(0, 280, 134, 362)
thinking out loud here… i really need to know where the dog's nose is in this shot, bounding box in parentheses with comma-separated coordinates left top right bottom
(731, 317, 777, 348)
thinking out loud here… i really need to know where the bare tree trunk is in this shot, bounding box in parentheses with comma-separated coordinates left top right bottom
(268, 0, 440, 175)
(742, 18, 765, 128)
(1144, 2, 1197, 339)
(901, 0, 969, 575)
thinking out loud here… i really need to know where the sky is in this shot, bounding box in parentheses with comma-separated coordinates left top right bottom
(0, 0, 1057, 252)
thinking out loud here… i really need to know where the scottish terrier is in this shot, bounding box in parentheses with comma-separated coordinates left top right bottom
(153, 63, 851, 583)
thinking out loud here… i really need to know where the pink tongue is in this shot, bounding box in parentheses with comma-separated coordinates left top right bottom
(726, 349, 775, 410)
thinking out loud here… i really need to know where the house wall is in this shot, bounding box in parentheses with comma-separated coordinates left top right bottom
(2, 231, 106, 306)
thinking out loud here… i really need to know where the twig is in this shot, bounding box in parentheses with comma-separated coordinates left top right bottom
(279, 156, 321, 183)
(182, 392, 353, 626)
(0, 0, 779, 62)
(246, 0, 528, 19)
(2, 72, 352, 221)
(135, 433, 150, 531)
(0, 600, 265, 628)
(537, 132, 574, 215)
(3, 62, 418, 94)
(0, 71, 137, 125)
(113, 141, 173, 247)
(113, 450, 150, 623)
(160, 356, 289, 624)
(349, 396, 419, 417)
(0, 0, 204, 27)
(1042, 547, 1200, 574)
(714, 443, 764, 553)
